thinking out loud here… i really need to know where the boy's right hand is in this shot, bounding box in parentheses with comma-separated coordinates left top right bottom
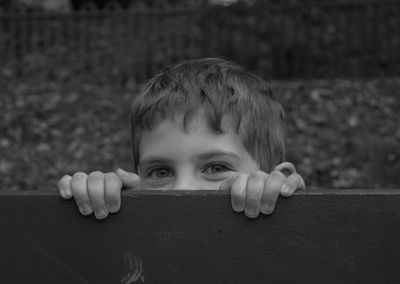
(58, 169, 141, 220)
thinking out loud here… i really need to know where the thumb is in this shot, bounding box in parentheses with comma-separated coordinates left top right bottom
(274, 162, 296, 176)
(116, 168, 141, 189)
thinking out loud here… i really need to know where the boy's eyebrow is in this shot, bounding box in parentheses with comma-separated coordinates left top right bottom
(195, 151, 242, 161)
(139, 151, 241, 166)
(139, 157, 173, 166)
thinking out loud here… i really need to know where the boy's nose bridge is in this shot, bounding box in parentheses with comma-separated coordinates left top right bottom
(174, 170, 199, 190)
(174, 178, 197, 190)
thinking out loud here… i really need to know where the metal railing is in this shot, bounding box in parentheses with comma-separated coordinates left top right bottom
(1, 1, 399, 79)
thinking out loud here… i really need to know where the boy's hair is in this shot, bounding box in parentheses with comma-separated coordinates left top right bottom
(130, 58, 285, 173)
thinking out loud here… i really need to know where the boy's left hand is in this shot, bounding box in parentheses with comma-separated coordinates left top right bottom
(220, 162, 305, 219)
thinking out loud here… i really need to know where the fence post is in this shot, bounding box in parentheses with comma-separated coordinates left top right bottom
(200, 0, 210, 57)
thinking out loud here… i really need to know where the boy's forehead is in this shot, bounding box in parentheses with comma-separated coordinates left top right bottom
(138, 111, 247, 159)
(150, 108, 239, 134)
(141, 113, 234, 140)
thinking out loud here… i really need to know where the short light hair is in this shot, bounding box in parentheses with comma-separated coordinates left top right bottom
(130, 58, 285, 172)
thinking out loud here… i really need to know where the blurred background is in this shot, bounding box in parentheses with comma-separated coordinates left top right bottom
(0, 0, 399, 190)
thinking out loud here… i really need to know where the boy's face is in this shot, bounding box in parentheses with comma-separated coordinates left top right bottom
(138, 111, 259, 190)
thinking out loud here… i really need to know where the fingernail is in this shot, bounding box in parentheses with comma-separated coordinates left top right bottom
(63, 190, 72, 198)
(261, 204, 270, 212)
(80, 204, 93, 215)
(246, 209, 258, 218)
(60, 189, 67, 198)
(281, 184, 290, 195)
(96, 209, 107, 219)
(261, 203, 274, 214)
(108, 203, 119, 213)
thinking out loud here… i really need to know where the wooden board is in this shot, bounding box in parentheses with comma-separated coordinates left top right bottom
(1, 189, 400, 283)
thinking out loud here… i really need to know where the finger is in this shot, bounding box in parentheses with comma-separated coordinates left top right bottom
(116, 168, 141, 189)
(71, 172, 93, 216)
(260, 170, 285, 215)
(219, 174, 238, 191)
(58, 175, 73, 199)
(274, 162, 296, 176)
(281, 173, 306, 197)
(245, 171, 268, 219)
(87, 171, 108, 220)
(104, 172, 123, 213)
(230, 173, 249, 213)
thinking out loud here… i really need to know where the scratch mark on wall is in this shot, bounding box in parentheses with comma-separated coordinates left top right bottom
(155, 231, 185, 239)
(32, 241, 89, 284)
(121, 251, 144, 283)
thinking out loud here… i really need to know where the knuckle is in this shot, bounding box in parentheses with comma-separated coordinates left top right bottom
(87, 173, 105, 190)
(265, 178, 283, 193)
(88, 171, 104, 180)
(71, 173, 87, 188)
(291, 173, 302, 181)
(73, 171, 87, 178)
(72, 172, 87, 181)
(268, 173, 285, 185)
(286, 173, 300, 185)
(106, 179, 120, 189)
(234, 172, 248, 182)
(289, 173, 305, 190)
(281, 162, 296, 176)
(237, 172, 249, 178)
(105, 172, 123, 187)
(231, 183, 246, 196)
(250, 171, 268, 180)
(58, 175, 71, 187)
(105, 172, 118, 179)
(283, 162, 295, 169)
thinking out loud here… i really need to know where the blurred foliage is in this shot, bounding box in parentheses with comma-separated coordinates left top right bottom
(1, 52, 399, 191)
(273, 79, 400, 189)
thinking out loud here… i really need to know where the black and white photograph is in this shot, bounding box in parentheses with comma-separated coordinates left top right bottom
(0, 0, 399, 282)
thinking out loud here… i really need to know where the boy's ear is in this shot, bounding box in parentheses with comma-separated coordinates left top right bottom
(274, 162, 296, 177)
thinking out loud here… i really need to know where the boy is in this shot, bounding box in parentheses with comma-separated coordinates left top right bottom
(58, 58, 305, 220)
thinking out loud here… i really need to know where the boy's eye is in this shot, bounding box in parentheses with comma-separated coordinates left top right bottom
(148, 168, 172, 179)
(203, 164, 231, 174)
